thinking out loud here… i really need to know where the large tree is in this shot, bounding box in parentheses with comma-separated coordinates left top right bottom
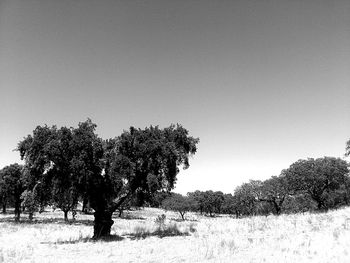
(18, 120, 199, 238)
(284, 157, 349, 210)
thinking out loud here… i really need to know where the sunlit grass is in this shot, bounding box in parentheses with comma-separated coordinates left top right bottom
(1, 207, 350, 262)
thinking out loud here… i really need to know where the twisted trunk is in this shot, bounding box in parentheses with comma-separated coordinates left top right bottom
(92, 192, 130, 239)
(93, 210, 114, 239)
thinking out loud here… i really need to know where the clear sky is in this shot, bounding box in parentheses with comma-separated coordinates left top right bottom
(1, 0, 349, 194)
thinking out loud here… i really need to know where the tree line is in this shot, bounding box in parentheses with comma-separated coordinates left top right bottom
(159, 156, 350, 220)
(1, 119, 349, 233)
(0, 119, 199, 239)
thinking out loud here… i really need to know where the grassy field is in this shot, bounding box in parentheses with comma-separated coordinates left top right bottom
(1, 207, 350, 263)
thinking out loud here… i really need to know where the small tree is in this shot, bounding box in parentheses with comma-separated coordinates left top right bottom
(162, 193, 197, 220)
(0, 164, 25, 221)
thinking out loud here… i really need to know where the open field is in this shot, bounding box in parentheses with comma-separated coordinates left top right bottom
(1, 207, 350, 263)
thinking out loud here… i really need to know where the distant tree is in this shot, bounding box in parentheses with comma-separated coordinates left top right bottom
(221, 193, 239, 216)
(115, 194, 143, 217)
(162, 193, 197, 220)
(18, 120, 199, 238)
(194, 190, 225, 216)
(233, 181, 262, 216)
(259, 176, 289, 215)
(284, 157, 349, 210)
(201, 191, 215, 216)
(0, 164, 24, 221)
(346, 139, 350, 157)
(187, 190, 206, 214)
(343, 176, 350, 206)
(211, 191, 225, 214)
(0, 170, 9, 213)
(148, 191, 171, 208)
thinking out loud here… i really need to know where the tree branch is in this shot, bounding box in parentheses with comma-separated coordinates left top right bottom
(109, 192, 131, 213)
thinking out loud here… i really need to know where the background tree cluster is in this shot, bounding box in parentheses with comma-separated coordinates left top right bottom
(158, 156, 349, 219)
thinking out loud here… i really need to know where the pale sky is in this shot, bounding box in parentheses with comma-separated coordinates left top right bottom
(1, 0, 349, 194)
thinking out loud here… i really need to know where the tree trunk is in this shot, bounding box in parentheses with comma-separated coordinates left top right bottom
(29, 212, 33, 221)
(72, 210, 77, 221)
(316, 199, 324, 210)
(82, 196, 89, 213)
(272, 201, 281, 215)
(64, 210, 69, 222)
(118, 208, 123, 218)
(93, 210, 114, 239)
(179, 211, 185, 221)
(2, 202, 6, 214)
(14, 197, 21, 222)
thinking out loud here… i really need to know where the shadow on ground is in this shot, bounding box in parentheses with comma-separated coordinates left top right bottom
(127, 228, 191, 240)
(41, 234, 125, 245)
(171, 218, 198, 222)
(0, 216, 94, 226)
(42, 229, 189, 244)
(115, 214, 146, 220)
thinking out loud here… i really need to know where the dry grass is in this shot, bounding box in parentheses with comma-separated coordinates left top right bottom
(1, 207, 350, 262)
